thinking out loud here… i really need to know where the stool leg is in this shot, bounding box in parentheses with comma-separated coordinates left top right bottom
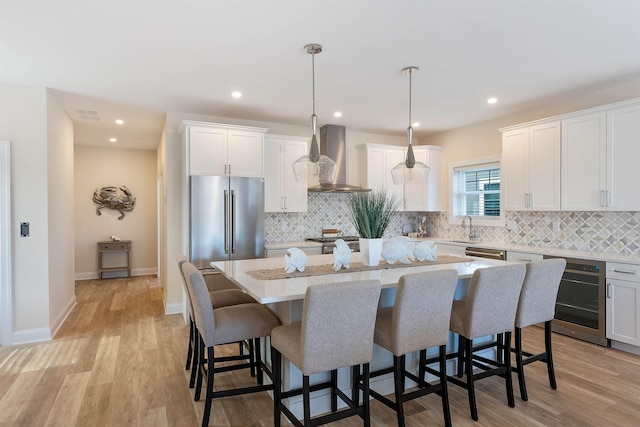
(439, 345, 452, 427)
(249, 339, 256, 377)
(514, 327, 528, 401)
(504, 331, 516, 408)
(419, 349, 426, 384)
(465, 337, 478, 421)
(393, 355, 406, 427)
(254, 338, 263, 385)
(194, 335, 205, 401)
(331, 369, 338, 412)
(496, 332, 504, 364)
(272, 348, 282, 427)
(202, 346, 215, 427)
(457, 334, 465, 378)
(545, 320, 558, 390)
(189, 325, 199, 388)
(303, 375, 311, 427)
(352, 364, 361, 406)
(362, 363, 371, 427)
(186, 318, 194, 370)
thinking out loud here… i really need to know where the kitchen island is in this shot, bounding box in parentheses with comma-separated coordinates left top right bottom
(211, 253, 512, 418)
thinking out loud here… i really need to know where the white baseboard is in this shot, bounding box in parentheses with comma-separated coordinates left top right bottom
(12, 327, 52, 345)
(611, 340, 640, 355)
(50, 294, 77, 338)
(74, 268, 158, 281)
(165, 300, 184, 316)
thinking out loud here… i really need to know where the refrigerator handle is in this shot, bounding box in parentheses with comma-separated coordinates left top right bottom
(231, 190, 236, 253)
(224, 190, 229, 254)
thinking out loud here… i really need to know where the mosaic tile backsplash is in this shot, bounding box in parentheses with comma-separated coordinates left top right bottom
(265, 194, 640, 255)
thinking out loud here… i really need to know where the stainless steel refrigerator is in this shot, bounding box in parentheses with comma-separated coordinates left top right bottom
(189, 175, 265, 269)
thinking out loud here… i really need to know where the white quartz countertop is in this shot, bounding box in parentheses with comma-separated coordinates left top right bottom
(433, 238, 640, 264)
(211, 253, 510, 304)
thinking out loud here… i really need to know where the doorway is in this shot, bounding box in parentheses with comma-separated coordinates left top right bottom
(0, 140, 11, 345)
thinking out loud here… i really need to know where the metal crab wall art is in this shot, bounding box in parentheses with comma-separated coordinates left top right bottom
(93, 186, 136, 220)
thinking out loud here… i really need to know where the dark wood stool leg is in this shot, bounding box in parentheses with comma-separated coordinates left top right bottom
(496, 332, 504, 364)
(303, 375, 312, 427)
(465, 337, 478, 421)
(189, 325, 199, 388)
(362, 363, 371, 427)
(254, 338, 263, 385)
(393, 355, 406, 427)
(419, 349, 427, 383)
(186, 318, 194, 370)
(504, 331, 516, 408)
(331, 369, 338, 412)
(439, 345, 452, 427)
(194, 335, 205, 401)
(352, 364, 361, 406)
(249, 339, 256, 377)
(272, 348, 282, 427)
(457, 334, 465, 378)
(202, 346, 215, 427)
(514, 327, 528, 401)
(545, 320, 558, 390)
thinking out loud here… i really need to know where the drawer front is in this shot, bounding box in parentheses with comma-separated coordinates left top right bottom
(100, 242, 131, 251)
(506, 251, 543, 263)
(607, 262, 640, 282)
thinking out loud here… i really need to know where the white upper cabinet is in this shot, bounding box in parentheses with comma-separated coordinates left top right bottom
(264, 135, 309, 212)
(357, 143, 441, 212)
(181, 121, 267, 177)
(607, 103, 640, 210)
(357, 144, 405, 210)
(561, 112, 607, 211)
(404, 146, 441, 211)
(502, 121, 561, 211)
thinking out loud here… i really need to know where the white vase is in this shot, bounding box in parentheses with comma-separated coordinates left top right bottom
(359, 237, 383, 267)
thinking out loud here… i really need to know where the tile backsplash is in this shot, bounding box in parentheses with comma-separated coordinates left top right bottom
(266, 193, 640, 255)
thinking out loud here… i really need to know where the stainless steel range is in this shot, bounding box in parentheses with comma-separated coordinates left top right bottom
(305, 236, 360, 255)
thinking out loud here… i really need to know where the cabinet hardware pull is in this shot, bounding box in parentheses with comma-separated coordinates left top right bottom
(607, 283, 612, 298)
(284, 197, 287, 210)
(600, 190, 605, 207)
(607, 190, 613, 207)
(514, 258, 533, 262)
(613, 268, 636, 275)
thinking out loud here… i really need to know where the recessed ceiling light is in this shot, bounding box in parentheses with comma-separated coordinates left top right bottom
(333, 112, 342, 118)
(232, 91, 242, 98)
(109, 138, 117, 143)
(412, 122, 420, 127)
(487, 97, 498, 104)
(115, 119, 124, 125)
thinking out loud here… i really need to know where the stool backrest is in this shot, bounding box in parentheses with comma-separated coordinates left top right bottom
(300, 279, 381, 375)
(176, 254, 194, 319)
(515, 258, 566, 328)
(463, 264, 526, 339)
(392, 269, 459, 354)
(182, 261, 216, 346)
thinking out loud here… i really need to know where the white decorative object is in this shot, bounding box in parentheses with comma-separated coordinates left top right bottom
(359, 237, 383, 267)
(110, 235, 121, 242)
(414, 240, 438, 262)
(332, 239, 352, 271)
(284, 247, 308, 273)
(381, 236, 414, 265)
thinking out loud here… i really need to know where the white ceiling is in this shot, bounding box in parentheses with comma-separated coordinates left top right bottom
(2, 0, 640, 150)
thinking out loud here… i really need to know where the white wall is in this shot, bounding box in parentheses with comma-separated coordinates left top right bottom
(46, 92, 76, 335)
(74, 146, 158, 278)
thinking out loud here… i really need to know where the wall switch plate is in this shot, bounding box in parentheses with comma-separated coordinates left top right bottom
(20, 222, 29, 237)
(553, 220, 561, 232)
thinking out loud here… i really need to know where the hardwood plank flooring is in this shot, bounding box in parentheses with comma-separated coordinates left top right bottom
(1, 275, 640, 426)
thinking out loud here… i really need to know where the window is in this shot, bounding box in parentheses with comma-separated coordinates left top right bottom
(449, 157, 503, 226)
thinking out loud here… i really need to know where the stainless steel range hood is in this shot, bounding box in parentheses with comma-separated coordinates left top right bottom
(308, 124, 371, 193)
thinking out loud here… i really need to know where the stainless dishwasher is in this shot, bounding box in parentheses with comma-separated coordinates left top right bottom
(465, 246, 506, 260)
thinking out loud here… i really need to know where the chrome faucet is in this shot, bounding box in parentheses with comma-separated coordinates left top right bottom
(462, 215, 477, 241)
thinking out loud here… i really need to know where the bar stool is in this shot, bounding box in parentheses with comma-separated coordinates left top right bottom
(182, 261, 281, 427)
(270, 279, 381, 427)
(176, 255, 256, 388)
(447, 263, 526, 421)
(512, 258, 566, 401)
(370, 269, 459, 427)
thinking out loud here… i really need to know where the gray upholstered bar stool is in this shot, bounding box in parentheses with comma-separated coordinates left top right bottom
(512, 258, 566, 401)
(177, 255, 257, 388)
(370, 269, 459, 427)
(182, 261, 281, 427)
(448, 263, 526, 421)
(270, 279, 382, 427)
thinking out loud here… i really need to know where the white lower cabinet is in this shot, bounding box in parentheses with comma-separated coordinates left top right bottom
(606, 262, 640, 346)
(506, 250, 543, 263)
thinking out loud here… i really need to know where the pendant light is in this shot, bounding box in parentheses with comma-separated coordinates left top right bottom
(292, 44, 337, 184)
(391, 66, 430, 185)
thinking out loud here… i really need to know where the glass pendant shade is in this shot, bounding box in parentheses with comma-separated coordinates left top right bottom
(391, 66, 430, 186)
(293, 43, 337, 184)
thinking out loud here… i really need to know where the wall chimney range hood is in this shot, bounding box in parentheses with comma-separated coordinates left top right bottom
(307, 124, 371, 193)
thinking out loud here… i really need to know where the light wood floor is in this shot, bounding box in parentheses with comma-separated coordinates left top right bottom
(1, 275, 640, 426)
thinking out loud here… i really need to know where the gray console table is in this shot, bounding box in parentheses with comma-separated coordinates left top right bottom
(98, 240, 131, 279)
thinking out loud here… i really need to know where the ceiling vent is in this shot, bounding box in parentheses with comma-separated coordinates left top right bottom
(74, 108, 101, 121)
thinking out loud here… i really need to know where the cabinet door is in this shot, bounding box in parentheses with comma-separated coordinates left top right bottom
(608, 104, 640, 210)
(189, 127, 227, 175)
(506, 250, 543, 263)
(606, 279, 640, 345)
(502, 127, 530, 210)
(282, 139, 308, 212)
(385, 147, 406, 211)
(562, 113, 607, 210)
(404, 146, 441, 211)
(529, 121, 560, 210)
(264, 138, 284, 212)
(227, 130, 264, 177)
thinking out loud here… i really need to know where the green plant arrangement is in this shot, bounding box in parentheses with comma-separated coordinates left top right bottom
(347, 188, 401, 239)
